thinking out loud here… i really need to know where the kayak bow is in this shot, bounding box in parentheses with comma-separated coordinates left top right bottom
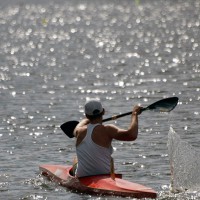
(39, 164, 157, 198)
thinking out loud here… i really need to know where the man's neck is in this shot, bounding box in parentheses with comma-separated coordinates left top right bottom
(90, 118, 102, 124)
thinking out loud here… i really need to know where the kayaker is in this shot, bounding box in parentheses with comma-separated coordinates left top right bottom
(73, 99, 142, 177)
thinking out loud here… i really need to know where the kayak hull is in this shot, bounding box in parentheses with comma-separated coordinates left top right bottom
(39, 164, 157, 199)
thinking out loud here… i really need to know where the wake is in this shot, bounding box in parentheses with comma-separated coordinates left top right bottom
(167, 127, 200, 192)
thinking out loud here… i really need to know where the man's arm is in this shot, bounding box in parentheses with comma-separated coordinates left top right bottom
(73, 118, 90, 137)
(105, 106, 142, 141)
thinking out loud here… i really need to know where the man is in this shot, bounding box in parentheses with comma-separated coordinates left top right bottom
(73, 99, 142, 177)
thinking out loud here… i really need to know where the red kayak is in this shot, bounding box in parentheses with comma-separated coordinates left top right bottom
(39, 164, 157, 198)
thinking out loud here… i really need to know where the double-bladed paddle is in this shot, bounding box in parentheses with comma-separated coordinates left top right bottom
(60, 97, 179, 138)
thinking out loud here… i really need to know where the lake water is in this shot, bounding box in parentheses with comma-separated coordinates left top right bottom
(0, 0, 200, 199)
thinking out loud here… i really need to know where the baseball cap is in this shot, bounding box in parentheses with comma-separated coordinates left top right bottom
(84, 100, 103, 116)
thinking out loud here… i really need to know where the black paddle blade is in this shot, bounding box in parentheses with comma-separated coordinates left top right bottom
(145, 97, 179, 112)
(60, 120, 79, 138)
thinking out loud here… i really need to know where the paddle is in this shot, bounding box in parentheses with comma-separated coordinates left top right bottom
(60, 97, 179, 138)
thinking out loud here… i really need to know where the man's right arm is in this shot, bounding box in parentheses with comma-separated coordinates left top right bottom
(105, 106, 142, 141)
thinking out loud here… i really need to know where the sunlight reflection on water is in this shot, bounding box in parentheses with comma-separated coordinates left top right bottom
(0, 0, 200, 199)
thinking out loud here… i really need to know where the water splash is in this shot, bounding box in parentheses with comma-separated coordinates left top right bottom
(168, 127, 200, 192)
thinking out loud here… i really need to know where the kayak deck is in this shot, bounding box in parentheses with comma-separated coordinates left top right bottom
(39, 164, 157, 199)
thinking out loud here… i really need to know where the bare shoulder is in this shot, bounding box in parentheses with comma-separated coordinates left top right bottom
(104, 124, 119, 131)
(92, 124, 115, 137)
(75, 126, 87, 146)
(95, 124, 118, 134)
(104, 124, 121, 137)
(76, 126, 87, 137)
(74, 119, 89, 137)
(104, 124, 136, 141)
(93, 124, 107, 136)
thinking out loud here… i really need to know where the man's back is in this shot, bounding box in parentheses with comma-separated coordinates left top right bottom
(76, 123, 113, 177)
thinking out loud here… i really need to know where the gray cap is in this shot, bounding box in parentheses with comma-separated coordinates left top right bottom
(84, 100, 103, 116)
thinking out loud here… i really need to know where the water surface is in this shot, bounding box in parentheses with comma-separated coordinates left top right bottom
(0, 0, 200, 199)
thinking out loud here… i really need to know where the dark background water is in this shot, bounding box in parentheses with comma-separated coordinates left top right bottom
(0, 0, 199, 199)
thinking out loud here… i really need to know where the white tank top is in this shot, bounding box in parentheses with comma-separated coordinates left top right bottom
(76, 123, 113, 177)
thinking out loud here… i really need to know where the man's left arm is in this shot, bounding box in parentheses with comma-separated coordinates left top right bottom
(73, 119, 90, 137)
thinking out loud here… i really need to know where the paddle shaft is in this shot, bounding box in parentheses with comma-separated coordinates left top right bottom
(102, 108, 147, 122)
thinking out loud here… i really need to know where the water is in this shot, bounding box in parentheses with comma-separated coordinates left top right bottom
(0, 0, 200, 199)
(168, 127, 200, 192)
